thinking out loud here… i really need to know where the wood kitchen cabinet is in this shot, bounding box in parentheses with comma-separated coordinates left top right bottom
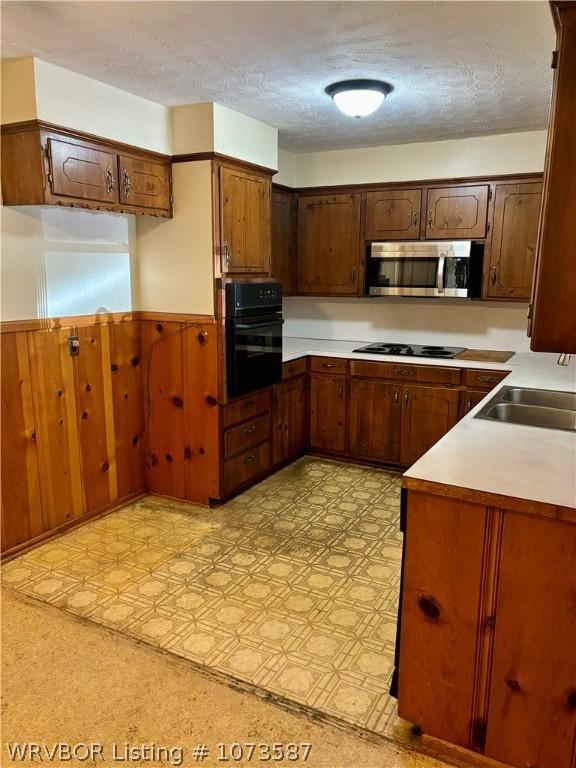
(484, 180, 542, 300)
(1, 123, 172, 217)
(400, 385, 459, 465)
(220, 165, 271, 274)
(424, 185, 489, 240)
(348, 379, 401, 462)
(365, 188, 422, 240)
(271, 186, 296, 294)
(529, 3, 576, 353)
(309, 373, 346, 452)
(458, 389, 486, 419)
(272, 376, 307, 465)
(297, 193, 361, 295)
(398, 489, 576, 768)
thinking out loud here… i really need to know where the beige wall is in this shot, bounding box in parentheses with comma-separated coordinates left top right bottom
(275, 130, 547, 188)
(172, 103, 215, 155)
(134, 161, 215, 315)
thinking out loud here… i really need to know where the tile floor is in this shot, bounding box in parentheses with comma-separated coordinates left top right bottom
(3, 457, 415, 746)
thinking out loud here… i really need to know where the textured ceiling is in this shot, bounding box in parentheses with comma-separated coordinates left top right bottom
(1, 1, 554, 152)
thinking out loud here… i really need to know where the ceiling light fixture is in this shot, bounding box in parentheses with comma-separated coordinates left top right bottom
(325, 79, 393, 118)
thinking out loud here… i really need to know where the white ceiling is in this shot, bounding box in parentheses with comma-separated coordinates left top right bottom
(1, 1, 554, 152)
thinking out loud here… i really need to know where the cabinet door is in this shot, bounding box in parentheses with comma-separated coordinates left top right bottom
(309, 374, 346, 452)
(48, 137, 118, 203)
(458, 389, 487, 419)
(118, 155, 171, 212)
(272, 376, 306, 465)
(297, 194, 361, 295)
(271, 187, 296, 294)
(425, 185, 489, 240)
(485, 182, 542, 300)
(401, 385, 459, 465)
(221, 166, 272, 273)
(348, 379, 401, 462)
(485, 513, 576, 768)
(398, 492, 489, 747)
(365, 189, 422, 240)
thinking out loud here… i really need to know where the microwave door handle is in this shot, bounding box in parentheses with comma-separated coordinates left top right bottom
(436, 255, 446, 295)
(235, 319, 284, 330)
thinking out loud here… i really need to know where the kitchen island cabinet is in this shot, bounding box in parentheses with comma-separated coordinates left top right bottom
(397, 487, 576, 768)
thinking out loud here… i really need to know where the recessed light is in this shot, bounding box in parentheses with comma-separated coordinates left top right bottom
(325, 79, 393, 118)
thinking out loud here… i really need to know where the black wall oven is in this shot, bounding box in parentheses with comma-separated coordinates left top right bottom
(225, 281, 283, 398)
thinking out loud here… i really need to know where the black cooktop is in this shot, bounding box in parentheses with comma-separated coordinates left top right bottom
(353, 342, 466, 359)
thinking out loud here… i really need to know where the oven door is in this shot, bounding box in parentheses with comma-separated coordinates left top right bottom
(226, 314, 283, 398)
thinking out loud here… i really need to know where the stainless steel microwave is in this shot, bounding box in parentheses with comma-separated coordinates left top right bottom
(365, 241, 483, 298)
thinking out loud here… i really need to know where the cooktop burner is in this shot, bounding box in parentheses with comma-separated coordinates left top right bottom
(353, 342, 466, 359)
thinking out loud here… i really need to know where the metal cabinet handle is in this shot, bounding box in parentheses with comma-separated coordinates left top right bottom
(244, 454, 256, 464)
(122, 168, 132, 198)
(351, 266, 357, 283)
(478, 375, 501, 384)
(394, 368, 415, 377)
(427, 209, 433, 227)
(243, 425, 257, 434)
(490, 265, 497, 285)
(466, 399, 473, 412)
(337, 386, 344, 399)
(394, 390, 400, 404)
(412, 210, 418, 226)
(105, 166, 115, 196)
(404, 391, 409, 404)
(223, 241, 230, 265)
(322, 363, 336, 369)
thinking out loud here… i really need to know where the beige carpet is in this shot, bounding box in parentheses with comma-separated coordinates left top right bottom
(3, 458, 412, 745)
(2, 588, 455, 768)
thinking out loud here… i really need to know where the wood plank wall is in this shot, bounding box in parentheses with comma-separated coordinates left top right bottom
(1, 313, 220, 557)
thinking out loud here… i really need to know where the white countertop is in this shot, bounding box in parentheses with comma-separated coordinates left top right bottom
(283, 336, 576, 510)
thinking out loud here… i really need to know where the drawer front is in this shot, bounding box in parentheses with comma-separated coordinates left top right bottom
(283, 358, 307, 379)
(224, 414, 270, 459)
(223, 390, 271, 428)
(223, 442, 271, 493)
(463, 369, 509, 389)
(350, 361, 461, 386)
(310, 356, 348, 375)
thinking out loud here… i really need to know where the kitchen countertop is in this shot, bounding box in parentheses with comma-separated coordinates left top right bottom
(283, 336, 576, 511)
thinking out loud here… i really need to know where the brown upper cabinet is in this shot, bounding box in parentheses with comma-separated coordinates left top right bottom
(271, 187, 296, 294)
(365, 188, 422, 240)
(1, 122, 172, 217)
(297, 193, 362, 295)
(484, 181, 543, 301)
(425, 184, 489, 240)
(219, 165, 272, 274)
(529, 2, 576, 353)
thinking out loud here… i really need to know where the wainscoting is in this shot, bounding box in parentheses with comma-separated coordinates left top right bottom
(1, 312, 220, 558)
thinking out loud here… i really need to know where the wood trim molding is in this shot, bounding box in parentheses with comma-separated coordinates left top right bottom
(0, 311, 216, 333)
(173, 151, 277, 177)
(0, 119, 172, 163)
(402, 476, 576, 523)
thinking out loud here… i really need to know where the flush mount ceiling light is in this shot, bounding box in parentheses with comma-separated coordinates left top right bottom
(325, 79, 393, 118)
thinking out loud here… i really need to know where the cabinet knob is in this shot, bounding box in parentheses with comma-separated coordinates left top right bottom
(418, 595, 441, 619)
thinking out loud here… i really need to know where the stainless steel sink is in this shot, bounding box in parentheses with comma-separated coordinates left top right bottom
(502, 387, 576, 411)
(475, 386, 576, 432)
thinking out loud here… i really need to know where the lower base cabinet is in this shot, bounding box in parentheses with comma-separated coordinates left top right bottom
(272, 376, 307, 465)
(400, 385, 460, 465)
(309, 373, 346, 452)
(398, 490, 576, 768)
(348, 379, 401, 462)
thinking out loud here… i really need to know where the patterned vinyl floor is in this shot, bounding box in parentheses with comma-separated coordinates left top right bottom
(3, 457, 415, 746)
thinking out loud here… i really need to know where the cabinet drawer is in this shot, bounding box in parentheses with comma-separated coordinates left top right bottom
(310, 357, 348, 375)
(463, 369, 509, 390)
(224, 414, 270, 459)
(223, 442, 271, 493)
(223, 390, 271, 428)
(283, 358, 307, 379)
(350, 361, 461, 386)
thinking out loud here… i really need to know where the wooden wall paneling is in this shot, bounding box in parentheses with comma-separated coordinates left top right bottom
(27, 327, 85, 528)
(142, 321, 187, 498)
(0, 332, 43, 551)
(485, 512, 576, 768)
(398, 491, 490, 748)
(182, 323, 221, 504)
(73, 325, 118, 513)
(110, 320, 146, 497)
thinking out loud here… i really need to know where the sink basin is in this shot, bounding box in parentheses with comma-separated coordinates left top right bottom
(502, 387, 576, 411)
(482, 402, 576, 431)
(475, 386, 576, 432)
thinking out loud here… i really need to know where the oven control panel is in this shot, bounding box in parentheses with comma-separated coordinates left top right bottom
(225, 281, 283, 317)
